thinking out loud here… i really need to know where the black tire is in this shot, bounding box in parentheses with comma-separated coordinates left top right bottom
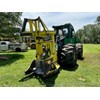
(15, 48, 21, 52)
(60, 44, 77, 67)
(30, 43, 36, 49)
(76, 43, 83, 59)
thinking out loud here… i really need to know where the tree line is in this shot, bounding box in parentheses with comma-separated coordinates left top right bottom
(0, 12, 22, 40)
(76, 16, 100, 44)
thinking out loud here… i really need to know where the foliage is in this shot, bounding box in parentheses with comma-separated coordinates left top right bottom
(0, 12, 22, 38)
(96, 16, 100, 24)
(0, 27, 20, 37)
(76, 16, 100, 44)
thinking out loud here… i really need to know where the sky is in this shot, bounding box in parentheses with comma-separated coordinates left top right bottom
(21, 12, 100, 31)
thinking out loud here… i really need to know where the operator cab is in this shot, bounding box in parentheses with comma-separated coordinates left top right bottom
(53, 23, 75, 37)
(53, 23, 75, 50)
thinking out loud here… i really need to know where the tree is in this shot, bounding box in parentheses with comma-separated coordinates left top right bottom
(96, 16, 100, 24)
(0, 12, 22, 37)
(76, 24, 100, 44)
(76, 15, 100, 44)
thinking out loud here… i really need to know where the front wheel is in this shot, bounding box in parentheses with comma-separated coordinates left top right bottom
(59, 44, 77, 67)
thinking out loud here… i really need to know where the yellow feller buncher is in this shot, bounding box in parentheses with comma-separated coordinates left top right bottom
(21, 17, 83, 77)
(21, 17, 60, 77)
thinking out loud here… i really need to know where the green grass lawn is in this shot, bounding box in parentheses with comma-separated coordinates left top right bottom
(0, 44, 100, 87)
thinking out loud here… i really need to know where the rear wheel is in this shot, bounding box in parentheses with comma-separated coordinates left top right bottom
(76, 43, 83, 59)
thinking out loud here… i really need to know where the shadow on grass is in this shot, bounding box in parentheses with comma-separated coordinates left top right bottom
(0, 54, 24, 67)
(19, 73, 59, 87)
(61, 64, 79, 71)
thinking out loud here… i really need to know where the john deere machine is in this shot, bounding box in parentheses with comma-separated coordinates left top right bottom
(53, 23, 83, 66)
(21, 17, 83, 77)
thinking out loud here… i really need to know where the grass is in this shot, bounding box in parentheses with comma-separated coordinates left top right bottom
(0, 44, 100, 87)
